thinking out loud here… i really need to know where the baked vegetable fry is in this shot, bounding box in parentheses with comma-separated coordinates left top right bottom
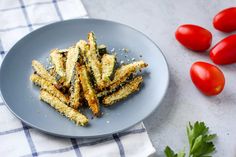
(69, 64, 81, 109)
(40, 90, 88, 126)
(103, 76, 143, 105)
(50, 49, 66, 78)
(97, 60, 148, 98)
(30, 74, 68, 104)
(76, 40, 87, 65)
(101, 54, 116, 83)
(47, 67, 65, 86)
(97, 87, 118, 98)
(97, 90, 110, 98)
(65, 46, 80, 87)
(108, 61, 148, 89)
(97, 61, 147, 97)
(87, 32, 103, 89)
(32, 60, 57, 85)
(78, 65, 100, 116)
(88, 32, 99, 57)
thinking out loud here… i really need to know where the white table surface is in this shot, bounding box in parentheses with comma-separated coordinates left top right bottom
(82, 0, 236, 156)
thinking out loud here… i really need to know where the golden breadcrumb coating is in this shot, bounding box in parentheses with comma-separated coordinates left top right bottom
(50, 49, 66, 78)
(32, 60, 57, 85)
(101, 54, 116, 83)
(30, 74, 68, 104)
(87, 32, 104, 89)
(98, 61, 147, 97)
(76, 40, 87, 64)
(65, 46, 80, 87)
(78, 65, 100, 116)
(69, 64, 82, 109)
(103, 76, 143, 105)
(40, 90, 88, 126)
(109, 61, 147, 89)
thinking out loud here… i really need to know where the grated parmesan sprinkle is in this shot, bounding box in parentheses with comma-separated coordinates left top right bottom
(111, 48, 115, 52)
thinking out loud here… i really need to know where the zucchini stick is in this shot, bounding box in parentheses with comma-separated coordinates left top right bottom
(40, 90, 88, 126)
(32, 60, 57, 85)
(103, 76, 143, 105)
(76, 40, 87, 65)
(98, 61, 147, 97)
(78, 65, 100, 116)
(30, 74, 68, 104)
(69, 64, 82, 109)
(101, 54, 116, 83)
(87, 32, 103, 89)
(65, 46, 80, 87)
(48, 67, 65, 86)
(50, 49, 66, 78)
(97, 88, 116, 98)
(88, 32, 100, 57)
(108, 60, 147, 89)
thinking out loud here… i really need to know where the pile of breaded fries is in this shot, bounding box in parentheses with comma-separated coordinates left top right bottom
(30, 32, 148, 126)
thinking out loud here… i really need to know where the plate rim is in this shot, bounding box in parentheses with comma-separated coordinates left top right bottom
(0, 18, 170, 138)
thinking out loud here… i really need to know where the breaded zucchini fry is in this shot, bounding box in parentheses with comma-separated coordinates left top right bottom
(69, 64, 81, 109)
(30, 74, 68, 104)
(108, 61, 148, 89)
(32, 60, 57, 85)
(97, 88, 116, 98)
(98, 61, 147, 97)
(65, 46, 80, 87)
(88, 32, 99, 57)
(87, 32, 103, 89)
(50, 49, 66, 78)
(48, 67, 65, 86)
(103, 76, 143, 105)
(40, 90, 88, 126)
(101, 54, 116, 83)
(78, 65, 100, 116)
(76, 40, 87, 65)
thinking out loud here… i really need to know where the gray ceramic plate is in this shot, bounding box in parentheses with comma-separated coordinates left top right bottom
(0, 19, 169, 138)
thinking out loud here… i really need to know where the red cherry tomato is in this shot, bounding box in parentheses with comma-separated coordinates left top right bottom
(210, 34, 236, 65)
(190, 62, 225, 96)
(175, 24, 212, 52)
(213, 7, 236, 33)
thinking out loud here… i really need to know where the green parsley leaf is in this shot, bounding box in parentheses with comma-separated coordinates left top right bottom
(164, 121, 216, 157)
(177, 150, 186, 157)
(164, 146, 177, 157)
(187, 122, 216, 157)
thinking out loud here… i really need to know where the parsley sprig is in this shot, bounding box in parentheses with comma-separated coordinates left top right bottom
(164, 121, 216, 157)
